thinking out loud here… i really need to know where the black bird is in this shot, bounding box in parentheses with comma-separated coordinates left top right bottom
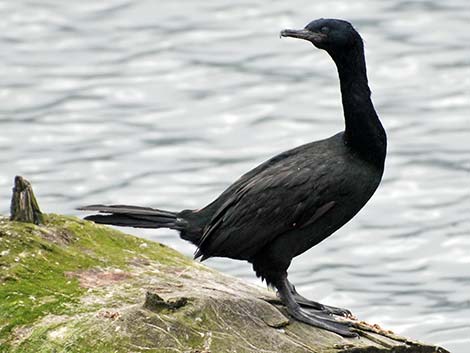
(80, 18, 386, 337)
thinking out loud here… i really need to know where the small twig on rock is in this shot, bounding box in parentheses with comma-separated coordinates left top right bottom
(10, 176, 44, 225)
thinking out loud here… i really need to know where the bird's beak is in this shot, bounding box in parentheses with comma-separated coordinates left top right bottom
(280, 29, 326, 44)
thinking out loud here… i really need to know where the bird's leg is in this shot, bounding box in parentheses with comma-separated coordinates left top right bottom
(275, 274, 357, 337)
(285, 281, 354, 318)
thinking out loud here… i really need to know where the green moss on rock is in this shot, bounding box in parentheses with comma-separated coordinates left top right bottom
(0, 214, 195, 351)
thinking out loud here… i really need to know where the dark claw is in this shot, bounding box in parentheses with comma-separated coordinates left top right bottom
(321, 304, 354, 318)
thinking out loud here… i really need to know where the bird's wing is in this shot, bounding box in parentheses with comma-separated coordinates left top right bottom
(195, 155, 336, 260)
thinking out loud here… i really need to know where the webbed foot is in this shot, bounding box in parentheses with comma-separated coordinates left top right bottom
(281, 281, 355, 318)
(275, 276, 357, 337)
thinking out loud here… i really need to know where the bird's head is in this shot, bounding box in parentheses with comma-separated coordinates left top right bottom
(281, 18, 362, 55)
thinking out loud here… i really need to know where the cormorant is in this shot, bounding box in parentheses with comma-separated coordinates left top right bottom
(80, 18, 386, 337)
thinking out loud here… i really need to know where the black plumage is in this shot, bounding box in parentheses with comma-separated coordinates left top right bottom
(80, 18, 386, 337)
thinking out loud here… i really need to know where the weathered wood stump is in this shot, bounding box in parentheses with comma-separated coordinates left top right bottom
(9, 176, 44, 225)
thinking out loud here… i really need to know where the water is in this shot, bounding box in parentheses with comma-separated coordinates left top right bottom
(1, 1, 469, 351)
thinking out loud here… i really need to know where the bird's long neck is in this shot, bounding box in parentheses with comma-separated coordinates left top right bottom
(332, 44, 386, 168)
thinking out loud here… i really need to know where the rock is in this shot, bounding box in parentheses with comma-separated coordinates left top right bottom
(0, 215, 450, 353)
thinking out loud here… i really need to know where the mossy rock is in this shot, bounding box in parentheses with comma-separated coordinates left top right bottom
(0, 215, 449, 353)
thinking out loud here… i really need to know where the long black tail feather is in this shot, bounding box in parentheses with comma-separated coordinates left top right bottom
(78, 204, 186, 230)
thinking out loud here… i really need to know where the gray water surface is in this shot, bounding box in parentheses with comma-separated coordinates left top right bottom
(1, 1, 469, 351)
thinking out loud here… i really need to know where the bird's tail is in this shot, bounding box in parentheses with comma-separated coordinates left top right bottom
(78, 204, 186, 230)
(78, 204, 204, 245)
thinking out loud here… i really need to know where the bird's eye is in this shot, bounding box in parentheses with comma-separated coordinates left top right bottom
(320, 26, 329, 34)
